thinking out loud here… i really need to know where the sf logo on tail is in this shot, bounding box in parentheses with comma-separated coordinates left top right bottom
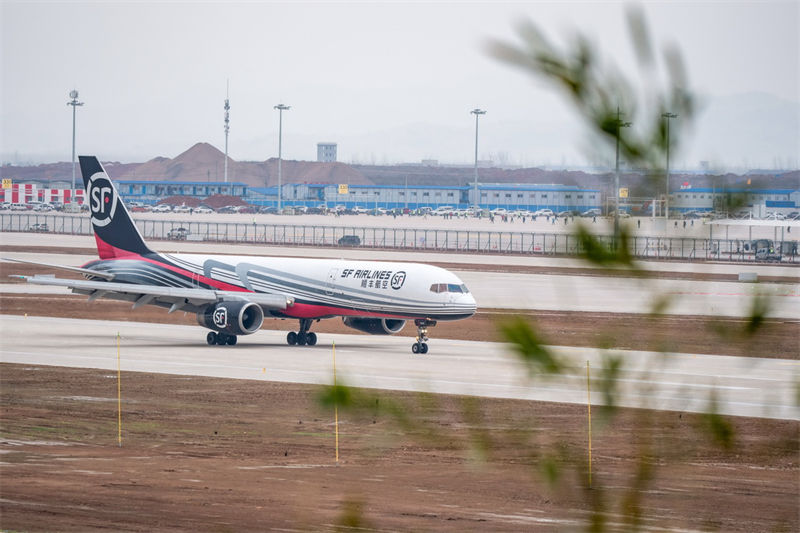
(88, 172, 118, 227)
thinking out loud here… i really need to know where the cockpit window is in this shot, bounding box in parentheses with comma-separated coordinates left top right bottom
(430, 283, 470, 294)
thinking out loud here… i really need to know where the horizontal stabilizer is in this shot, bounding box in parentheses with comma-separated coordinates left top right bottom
(2, 257, 116, 280)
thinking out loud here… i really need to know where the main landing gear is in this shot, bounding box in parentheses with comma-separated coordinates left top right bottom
(411, 319, 436, 354)
(207, 331, 237, 346)
(287, 318, 317, 347)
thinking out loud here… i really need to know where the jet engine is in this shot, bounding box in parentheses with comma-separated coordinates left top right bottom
(342, 317, 406, 335)
(197, 301, 264, 335)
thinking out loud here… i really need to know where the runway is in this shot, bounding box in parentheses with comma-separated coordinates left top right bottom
(2, 315, 796, 420)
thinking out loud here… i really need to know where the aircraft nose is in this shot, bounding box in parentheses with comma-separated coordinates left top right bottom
(463, 293, 478, 314)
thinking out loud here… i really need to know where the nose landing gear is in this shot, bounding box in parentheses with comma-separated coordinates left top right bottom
(411, 319, 436, 354)
(287, 318, 318, 346)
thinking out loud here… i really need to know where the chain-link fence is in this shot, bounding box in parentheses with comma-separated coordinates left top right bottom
(2, 213, 797, 263)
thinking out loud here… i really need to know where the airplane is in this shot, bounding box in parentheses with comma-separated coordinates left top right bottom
(11, 156, 477, 353)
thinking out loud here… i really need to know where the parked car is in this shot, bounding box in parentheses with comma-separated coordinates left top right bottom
(130, 205, 152, 212)
(194, 206, 214, 214)
(337, 235, 361, 246)
(580, 208, 602, 217)
(258, 206, 278, 214)
(152, 204, 172, 213)
(173, 205, 192, 214)
(10, 203, 28, 211)
(0, 202, 10, 210)
(533, 208, 554, 217)
(352, 206, 369, 214)
(31, 223, 50, 232)
(167, 227, 190, 240)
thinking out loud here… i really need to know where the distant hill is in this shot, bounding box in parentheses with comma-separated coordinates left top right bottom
(115, 143, 372, 186)
(0, 143, 372, 187)
(1, 142, 795, 196)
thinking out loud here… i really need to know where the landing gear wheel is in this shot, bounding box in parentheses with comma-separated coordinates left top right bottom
(206, 331, 218, 345)
(306, 332, 317, 346)
(216, 332, 228, 345)
(287, 331, 297, 346)
(297, 332, 308, 346)
(412, 319, 436, 355)
(226, 335, 237, 346)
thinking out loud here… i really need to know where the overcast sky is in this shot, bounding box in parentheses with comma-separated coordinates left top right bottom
(1, 1, 798, 170)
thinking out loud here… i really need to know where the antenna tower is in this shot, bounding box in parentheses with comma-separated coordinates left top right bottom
(224, 81, 230, 183)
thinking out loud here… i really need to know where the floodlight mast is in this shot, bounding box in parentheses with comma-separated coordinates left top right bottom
(67, 90, 84, 199)
(470, 108, 486, 211)
(613, 106, 631, 239)
(224, 81, 230, 183)
(662, 112, 677, 219)
(274, 103, 291, 212)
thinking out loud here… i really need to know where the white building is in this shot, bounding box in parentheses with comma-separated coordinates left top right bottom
(317, 143, 337, 163)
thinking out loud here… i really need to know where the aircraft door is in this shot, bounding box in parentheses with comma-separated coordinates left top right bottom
(325, 268, 338, 296)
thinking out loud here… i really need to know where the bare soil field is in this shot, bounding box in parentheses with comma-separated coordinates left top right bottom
(1, 363, 797, 532)
(1, 243, 798, 531)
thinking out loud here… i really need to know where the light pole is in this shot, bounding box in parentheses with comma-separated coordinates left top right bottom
(223, 82, 230, 183)
(67, 90, 84, 198)
(662, 112, 677, 219)
(274, 103, 290, 211)
(613, 107, 631, 238)
(470, 108, 486, 211)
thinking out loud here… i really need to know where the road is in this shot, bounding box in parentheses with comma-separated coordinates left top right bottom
(2, 315, 796, 420)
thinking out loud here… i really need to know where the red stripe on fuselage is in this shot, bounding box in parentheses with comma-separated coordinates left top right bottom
(281, 302, 419, 320)
(137, 255, 248, 292)
(89, 236, 248, 292)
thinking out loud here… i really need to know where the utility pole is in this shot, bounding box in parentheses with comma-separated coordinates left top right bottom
(613, 107, 631, 239)
(67, 90, 84, 200)
(662, 112, 677, 219)
(274, 103, 290, 212)
(470, 108, 486, 211)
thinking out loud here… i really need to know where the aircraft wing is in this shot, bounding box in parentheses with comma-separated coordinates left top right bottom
(12, 274, 294, 313)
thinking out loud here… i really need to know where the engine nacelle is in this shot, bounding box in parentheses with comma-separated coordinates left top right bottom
(342, 317, 406, 335)
(197, 301, 264, 335)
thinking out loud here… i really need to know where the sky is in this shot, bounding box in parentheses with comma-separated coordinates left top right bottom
(1, 1, 798, 170)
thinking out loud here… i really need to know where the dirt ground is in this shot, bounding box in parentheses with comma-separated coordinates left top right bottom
(1, 363, 797, 532)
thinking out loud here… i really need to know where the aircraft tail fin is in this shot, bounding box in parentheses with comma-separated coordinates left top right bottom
(79, 156, 153, 259)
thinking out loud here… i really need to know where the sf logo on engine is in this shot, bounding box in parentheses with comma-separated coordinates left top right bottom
(88, 172, 118, 228)
(213, 307, 228, 328)
(390, 271, 406, 290)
